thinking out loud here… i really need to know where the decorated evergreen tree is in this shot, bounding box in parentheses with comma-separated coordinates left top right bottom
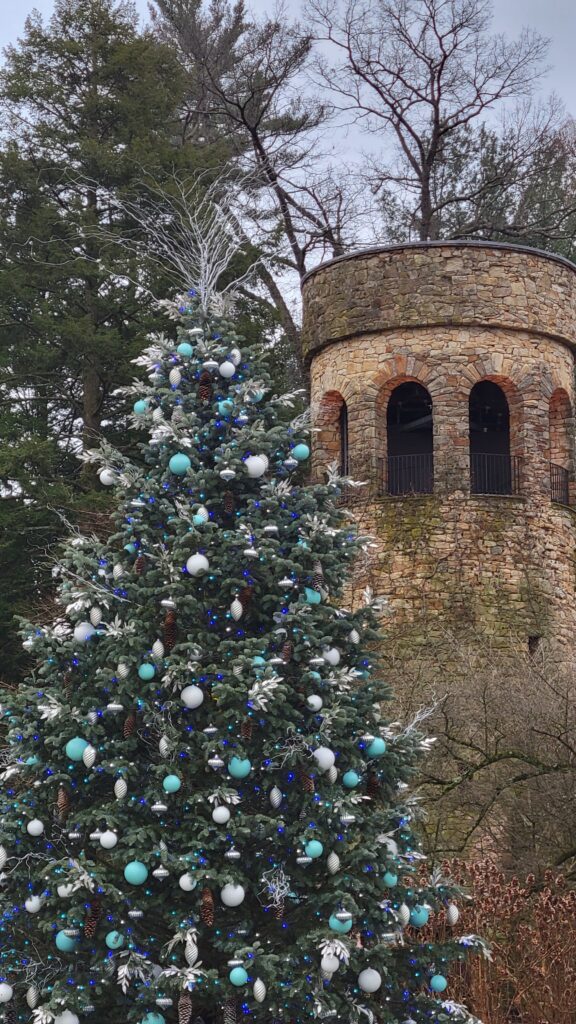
(0, 292, 485, 1024)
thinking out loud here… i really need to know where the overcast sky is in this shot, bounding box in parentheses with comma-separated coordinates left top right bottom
(1, 0, 575, 116)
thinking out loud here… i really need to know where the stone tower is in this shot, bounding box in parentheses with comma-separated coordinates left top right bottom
(302, 241, 576, 653)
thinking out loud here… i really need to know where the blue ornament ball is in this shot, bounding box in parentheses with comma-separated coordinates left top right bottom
(177, 342, 194, 357)
(342, 770, 360, 789)
(430, 974, 448, 993)
(228, 757, 251, 779)
(133, 399, 148, 415)
(329, 913, 352, 934)
(65, 737, 89, 762)
(382, 871, 398, 886)
(366, 737, 386, 757)
(163, 774, 182, 793)
(305, 839, 323, 859)
(105, 930, 124, 950)
(168, 453, 191, 475)
(124, 861, 148, 886)
(229, 967, 248, 987)
(55, 930, 77, 952)
(292, 443, 310, 461)
(138, 663, 155, 681)
(141, 1015, 166, 1024)
(409, 905, 429, 928)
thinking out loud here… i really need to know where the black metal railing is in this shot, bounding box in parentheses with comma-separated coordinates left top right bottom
(384, 453, 434, 495)
(470, 453, 521, 495)
(550, 462, 570, 505)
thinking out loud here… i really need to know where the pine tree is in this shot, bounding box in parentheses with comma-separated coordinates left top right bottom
(0, 292, 485, 1024)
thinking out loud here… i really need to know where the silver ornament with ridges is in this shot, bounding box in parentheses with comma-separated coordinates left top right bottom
(0, 846, 7, 870)
(253, 978, 266, 1003)
(269, 786, 282, 809)
(230, 597, 243, 621)
(82, 745, 97, 769)
(169, 367, 182, 386)
(326, 766, 338, 783)
(184, 934, 199, 966)
(349, 628, 360, 644)
(446, 903, 459, 926)
(26, 985, 39, 1009)
(117, 662, 129, 679)
(152, 639, 165, 661)
(159, 736, 170, 757)
(114, 778, 128, 800)
(113, 563, 124, 580)
(327, 851, 340, 875)
(398, 903, 410, 926)
(89, 607, 102, 627)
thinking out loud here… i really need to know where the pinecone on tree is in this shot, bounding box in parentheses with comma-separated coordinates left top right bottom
(223, 998, 237, 1024)
(84, 897, 102, 938)
(163, 609, 177, 652)
(223, 491, 234, 516)
(298, 766, 314, 794)
(57, 785, 70, 821)
(3, 1003, 17, 1024)
(200, 886, 214, 926)
(238, 585, 253, 608)
(274, 899, 285, 921)
(123, 711, 137, 738)
(178, 990, 193, 1024)
(366, 774, 380, 798)
(282, 639, 293, 663)
(198, 371, 212, 402)
(312, 560, 324, 591)
(134, 554, 147, 575)
(240, 718, 253, 741)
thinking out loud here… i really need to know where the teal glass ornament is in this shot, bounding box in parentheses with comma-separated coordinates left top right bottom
(309, 671, 321, 682)
(25, 755, 40, 766)
(193, 513, 206, 526)
(138, 663, 155, 681)
(249, 389, 264, 403)
(124, 542, 137, 555)
(329, 913, 352, 934)
(218, 400, 233, 415)
(124, 861, 148, 885)
(367, 737, 386, 757)
(229, 967, 248, 987)
(409, 905, 429, 928)
(177, 342, 194, 357)
(105, 930, 124, 950)
(304, 587, 321, 604)
(55, 930, 77, 952)
(292, 443, 310, 461)
(163, 774, 182, 793)
(141, 1015, 166, 1024)
(342, 770, 360, 789)
(65, 737, 89, 762)
(382, 870, 398, 886)
(228, 757, 251, 779)
(305, 839, 323, 859)
(168, 453, 191, 475)
(133, 399, 148, 415)
(430, 974, 448, 992)
(252, 656, 265, 668)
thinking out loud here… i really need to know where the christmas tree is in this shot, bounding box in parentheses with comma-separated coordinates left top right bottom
(0, 293, 486, 1024)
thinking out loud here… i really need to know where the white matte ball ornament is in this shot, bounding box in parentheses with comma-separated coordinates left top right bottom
(181, 685, 204, 709)
(57, 883, 74, 898)
(313, 746, 336, 771)
(54, 1013, 80, 1024)
(186, 552, 209, 576)
(245, 455, 267, 478)
(26, 819, 44, 837)
(100, 830, 118, 849)
(358, 969, 382, 993)
(25, 896, 42, 914)
(218, 360, 236, 378)
(99, 468, 116, 487)
(0, 985, 13, 1003)
(307, 694, 323, 712)
(220, 883, 245, 907)
(73, 621, 95, 643)
(179, 872, 196, 892)
(212, 805, 231, 824)
(323, 647, 341, 666)
(321, 954, 340, 974)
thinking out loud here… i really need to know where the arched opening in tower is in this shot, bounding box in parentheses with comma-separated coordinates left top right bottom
(339, 401, 349, 476)
(549, 388, 573, 504)
(316, 391, 349, 477)
(469, 380, 517, 494)
(386, 382, 433, 494)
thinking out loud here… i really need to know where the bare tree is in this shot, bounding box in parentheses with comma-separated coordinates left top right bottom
(308, 0, 556, 241)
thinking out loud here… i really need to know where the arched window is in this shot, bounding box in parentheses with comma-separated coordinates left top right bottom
(316, 391, 349, 476)
(339, 401, 349, 476)
(549, 388, 572, 504)
(386, 382, 433, 494)
(469, 380, 519, 494)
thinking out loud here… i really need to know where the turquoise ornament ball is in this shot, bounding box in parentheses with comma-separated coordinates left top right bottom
(25, 755, 40, 766)
(342, 770, 360, 789)
(229, 967, 248, 987)
(304, 587, 321, 604)
(409, 905, 429, 928)
(382, 871, 398, 886)
(218, 400, 233, 415)
(133, 399, 148, 415)
(177, 342, 193, 357)
(329, 913, 352, 934)
(55, 930, 77, 952)
(249, 389, 264, 403)
(228, 757, 251, 779)
(292, 443, 310, 461)
(367, 737, 386, 757)
(252, 656, 265, 668)
(169, 452, 191, 475)
(141, 1015, 166, 1024)
(430, 974, 448, 993)
(305, 839, 323, 859)
(138, 663, 155, 681)
(124, 861, 148, 886)
(124, 542, 137, 555)
(193, 513, 206, 526)
(105, 930, 124, 950)
(65, 737, 89, 762)
(163, 774, 182, 793)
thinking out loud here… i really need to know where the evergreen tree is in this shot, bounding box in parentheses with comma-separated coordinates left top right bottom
(0, 291, 485, 1024)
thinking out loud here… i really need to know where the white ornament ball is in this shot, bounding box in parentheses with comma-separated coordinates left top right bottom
(99, 830, 118, 849)
(25, 896, 42, 913)
(114, 778, 128, 800)
(26, 984, 39, 1009)
(218, 360, 236, 378)
(269, 786, 282, 809)
(0, 846, 7, 869)
(99, 468, 116, 487)
(186, 552, 209, 576)
(220, 883, 245, 907)
(323, 647, 341, 666)
(313, 746, 336, 771)
(26, 819, 44, 837)
(398, 903, 410, 926)
(307, 694, 323, 712)
(82, 745, 97, 769)
(447, 903, 460, 926)
(73, 621, 95, 643)
(89, 606, 102, 627)
(0, 984, 13, 1003)
(245, 455, 267, 478)
(327, 851, 341, 875)
(253, 978, 266, 1003)
(57, 883, 74, 898)
(54, 1013, 80, 1024)
(358, 968, 382, 993)
(212, 805, 231, 824)
(179, 872, 196, 892)
(230, 597, 243, 621)
(181, 684, 204, 709)
(321, 954, 340, 974)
